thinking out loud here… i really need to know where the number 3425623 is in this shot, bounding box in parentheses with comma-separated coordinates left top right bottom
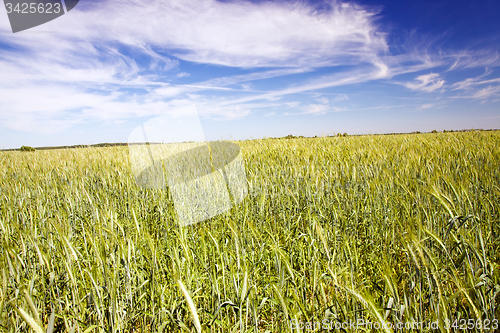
(5, 2, 61, 14)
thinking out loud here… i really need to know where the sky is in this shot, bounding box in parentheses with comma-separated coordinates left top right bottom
(0, 0, 499, 149)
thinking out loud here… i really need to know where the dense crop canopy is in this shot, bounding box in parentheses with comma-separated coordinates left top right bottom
(0, 131, 499, 331)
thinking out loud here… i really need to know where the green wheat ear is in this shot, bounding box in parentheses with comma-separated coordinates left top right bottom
(1, 131, 499, 330)
(13, 306, 44, 333)
(178, 279, 202, 333)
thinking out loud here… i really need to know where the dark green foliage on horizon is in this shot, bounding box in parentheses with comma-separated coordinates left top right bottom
(20, 145, 35, 152)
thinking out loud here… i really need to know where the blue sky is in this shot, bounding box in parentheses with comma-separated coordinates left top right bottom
(0, 0, 499, 149)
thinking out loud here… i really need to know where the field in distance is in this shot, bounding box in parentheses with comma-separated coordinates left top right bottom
(0, 131, 499, 331)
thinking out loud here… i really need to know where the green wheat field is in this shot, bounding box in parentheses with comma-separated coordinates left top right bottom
(1, 131, 499, 332)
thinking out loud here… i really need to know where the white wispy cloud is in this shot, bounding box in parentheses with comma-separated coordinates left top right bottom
(315, 97, 330, 104)
(198, 68, 313, 88)
(447, 51, 500, 71)
(0, 0, 390, 131)
(419, 103, 435, 109)
(333, 94, 349, 102)
(0, 0, 498, 138)
(304, 104, 330, 115)
(449, 69, 500, 99)
(452, 77, 500, 90)
(402, 73, 445, 92)
(220, 61, 390, 105)
(1, 0, 387, 68)
(149, 68, 313, 98)
(471, 86, 500, 99)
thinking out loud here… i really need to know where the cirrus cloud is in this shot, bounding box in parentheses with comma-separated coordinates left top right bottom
(403, 73, 445, 92)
